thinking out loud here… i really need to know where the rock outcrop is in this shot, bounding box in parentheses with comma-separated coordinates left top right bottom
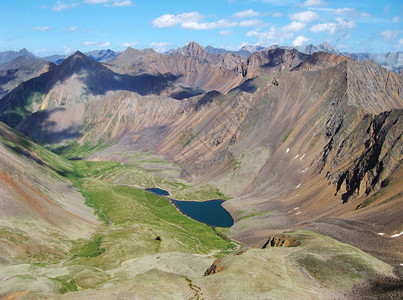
(325, 109, 403, 203)
(262, 234, 300, 248)
(204, 258, 226, 276)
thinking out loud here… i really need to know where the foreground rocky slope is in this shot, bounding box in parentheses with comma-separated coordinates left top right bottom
(0, 122, 98, 264)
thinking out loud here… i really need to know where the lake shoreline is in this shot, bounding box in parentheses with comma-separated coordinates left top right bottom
(145, 187, 234, 227)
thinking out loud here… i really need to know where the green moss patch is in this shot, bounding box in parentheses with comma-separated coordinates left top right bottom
(72, 236, 105, 259)
(282, 129, 293, 143)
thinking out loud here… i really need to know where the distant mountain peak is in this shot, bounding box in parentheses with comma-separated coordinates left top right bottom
(181, 42, 208, 57)
(0, 48, 36, 64)
(18, 48, 35, 56)
(321, 41, 332, 48)
(72, 50, 85, 56)
(122, 47, 141, 54)
(186, 41, 203, 48)
(240, 44, 265, 52)
(58, 50, 101, 73)
(205, 45, 228, 55)
(63, 50, 90, 63)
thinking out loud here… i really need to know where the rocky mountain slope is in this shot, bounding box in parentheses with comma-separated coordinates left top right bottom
(342, 51, 403, 74)
(0, 119, 398, 299)
(0, 122, 99, 264)
(0, 51, 203, 127)
(0, 43, 402, 298)
(85, 49, 118, 62)
(231, 42, 403, 73)
(238, 47, 309, 78)
(13, 50, 402, 247)
(0, 48, 36, 64)
(169, 41, 244, 69)
(109, 45, 244, 93)
(42, 49, 118, 64)
(0, 56, 54, 100)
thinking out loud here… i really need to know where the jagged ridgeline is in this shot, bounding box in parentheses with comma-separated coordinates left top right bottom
(0, 43, 402, 298)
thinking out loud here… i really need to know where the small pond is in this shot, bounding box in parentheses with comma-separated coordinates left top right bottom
(146, 188, 234, 227)
(145, 188, 170, 196)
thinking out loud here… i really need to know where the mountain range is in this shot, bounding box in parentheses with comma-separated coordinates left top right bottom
(1, 42, 402, 73)
(0, 42, 402, 298)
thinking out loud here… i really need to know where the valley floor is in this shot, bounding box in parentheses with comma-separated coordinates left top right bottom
(0, 140, 401, 299)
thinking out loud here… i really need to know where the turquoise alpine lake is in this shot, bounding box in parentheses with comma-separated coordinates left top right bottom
(146, 188, 234, 227)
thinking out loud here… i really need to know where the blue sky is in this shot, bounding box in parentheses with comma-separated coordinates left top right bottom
(0, 0, 402, 55)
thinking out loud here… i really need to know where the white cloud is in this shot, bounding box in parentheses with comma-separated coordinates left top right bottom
(282, 21, 307, 32)
(240, 41, 250, 48)
(290, 11, 319, 23)
(52, 1, 78, 12)
(219, 30, 234, 35)
(272, 12, 284, 17)
(239, 19, 265, 27)
(150, 42, 171, 53)
(260, 0, 299, 5)
(335, 17, 355, 29)
(86, 0, 133, 7)
(292, 35, 309, 46)
(85, 0, 108, 3)
(152, 12, 203, 28)
(392, 16, 402, 23)
(310, 17, 355, 35)
(110, 0, 132, 6)
(99, 41, 111, 47)
(399, 38, 403, 48)
(310, 22, 337, 34)
(334, 8, 356, 15)
(83, 41, 110, 47)
(380, 29, 402, 42)
(247, 17, 312, 46)
(233, 9, 260, 18)
(121, 42, 137, 47)
(83, 41, 98, 45)
(181, 19, 237, 30)
(64, 26, 79, 32)
(62, 46, 74, 55)
(301, 0, 326, 7)
(153, 12, 240, 30)
(34, 48, 48, 53)
(153, 11, 269, 31)
(247, 26, 293, 46)
(33, 26, 52, 31)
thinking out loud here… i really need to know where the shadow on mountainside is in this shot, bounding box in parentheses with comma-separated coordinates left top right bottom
(17, 107, 83, 144)
(0, 69, 18, 85)
(0, 52, 203, 127)
(228, 78, 259, 94)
